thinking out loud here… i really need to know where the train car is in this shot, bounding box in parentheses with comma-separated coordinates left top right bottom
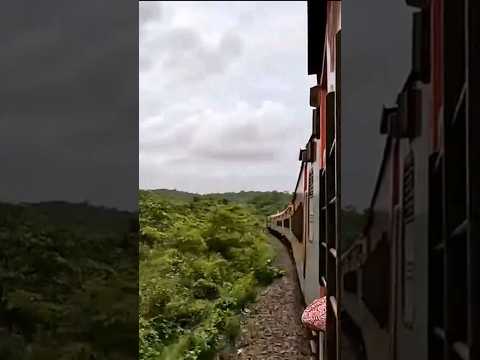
(269, 0, 479, 360)
(268, 1, 341, 359)
(341, 0, 480, 359)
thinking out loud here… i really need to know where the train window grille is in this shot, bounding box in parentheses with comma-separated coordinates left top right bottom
(402, 150, 415, 327)
(308, 169, 314, 198)
(403, 151, 415, 224)
(319, 170, 327, 284)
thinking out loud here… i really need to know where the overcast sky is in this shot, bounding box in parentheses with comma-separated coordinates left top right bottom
(140, 1, 316, 194)
(0, 1, 137, 211)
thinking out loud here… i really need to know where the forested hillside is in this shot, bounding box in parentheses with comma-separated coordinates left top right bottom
(139, 191, 283, 359)
(0, 202, 138, 359)
(142, 189, 292, 217)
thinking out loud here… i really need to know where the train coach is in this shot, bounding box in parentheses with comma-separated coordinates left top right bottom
(268, 1, 479, 360)
(341, 1, 480, 360)
(268, 0, 342, 358)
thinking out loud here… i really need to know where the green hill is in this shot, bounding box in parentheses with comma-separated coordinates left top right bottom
(141, 189, 197, 203)
(141, 189, 292, 217)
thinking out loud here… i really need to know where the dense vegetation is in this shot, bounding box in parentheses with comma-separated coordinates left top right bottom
(145, 189, 292, 217)
(0, 202, 138, 359)
(139, 191, 284, 360)
(0, 189, 361, 359)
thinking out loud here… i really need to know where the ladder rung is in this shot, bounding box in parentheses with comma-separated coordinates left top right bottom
(451, 219, 468, 238)
(453, 342, 469, 360)
(329, 196, 336, 205)
(321, 276, 327, 287)
(434, 242, 444, 251)
(329, 248, 337, 258)
(321, 242, 327, 249)
(329, 296, 337, 317)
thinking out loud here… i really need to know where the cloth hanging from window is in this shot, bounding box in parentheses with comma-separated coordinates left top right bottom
(301, 296, 326, 332)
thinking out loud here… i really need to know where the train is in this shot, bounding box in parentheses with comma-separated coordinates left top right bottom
(267, 1, 479, 360)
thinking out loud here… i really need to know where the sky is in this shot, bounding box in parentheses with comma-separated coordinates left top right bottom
(139, 1, 316, 194)
(0, 0, 414, 211)
(0, 1, 138, 211)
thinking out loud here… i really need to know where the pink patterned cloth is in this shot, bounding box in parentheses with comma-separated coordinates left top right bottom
(301, 296, 326, 332)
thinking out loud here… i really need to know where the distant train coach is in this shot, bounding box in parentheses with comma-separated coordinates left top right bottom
(267, 1, 479, 360)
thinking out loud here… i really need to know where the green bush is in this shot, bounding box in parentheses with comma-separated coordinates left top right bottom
(139, 193, 283, 359)
(254, 263, 285, 285)
(229, 274, 257, 309)
(223, 315, 241, 344)
(192, 279, 220, 300)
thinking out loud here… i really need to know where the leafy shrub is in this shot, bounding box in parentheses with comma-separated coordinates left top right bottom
(254, 262, 286, 285)
(229, 274, 257, 309)
(164, 299, 211, 328)
(223, 315, 241, 344)
(192, 279, 220, 300)
(139, 193, 283, 359)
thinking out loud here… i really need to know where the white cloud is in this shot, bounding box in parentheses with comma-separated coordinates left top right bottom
(140, 1, 315, 193)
